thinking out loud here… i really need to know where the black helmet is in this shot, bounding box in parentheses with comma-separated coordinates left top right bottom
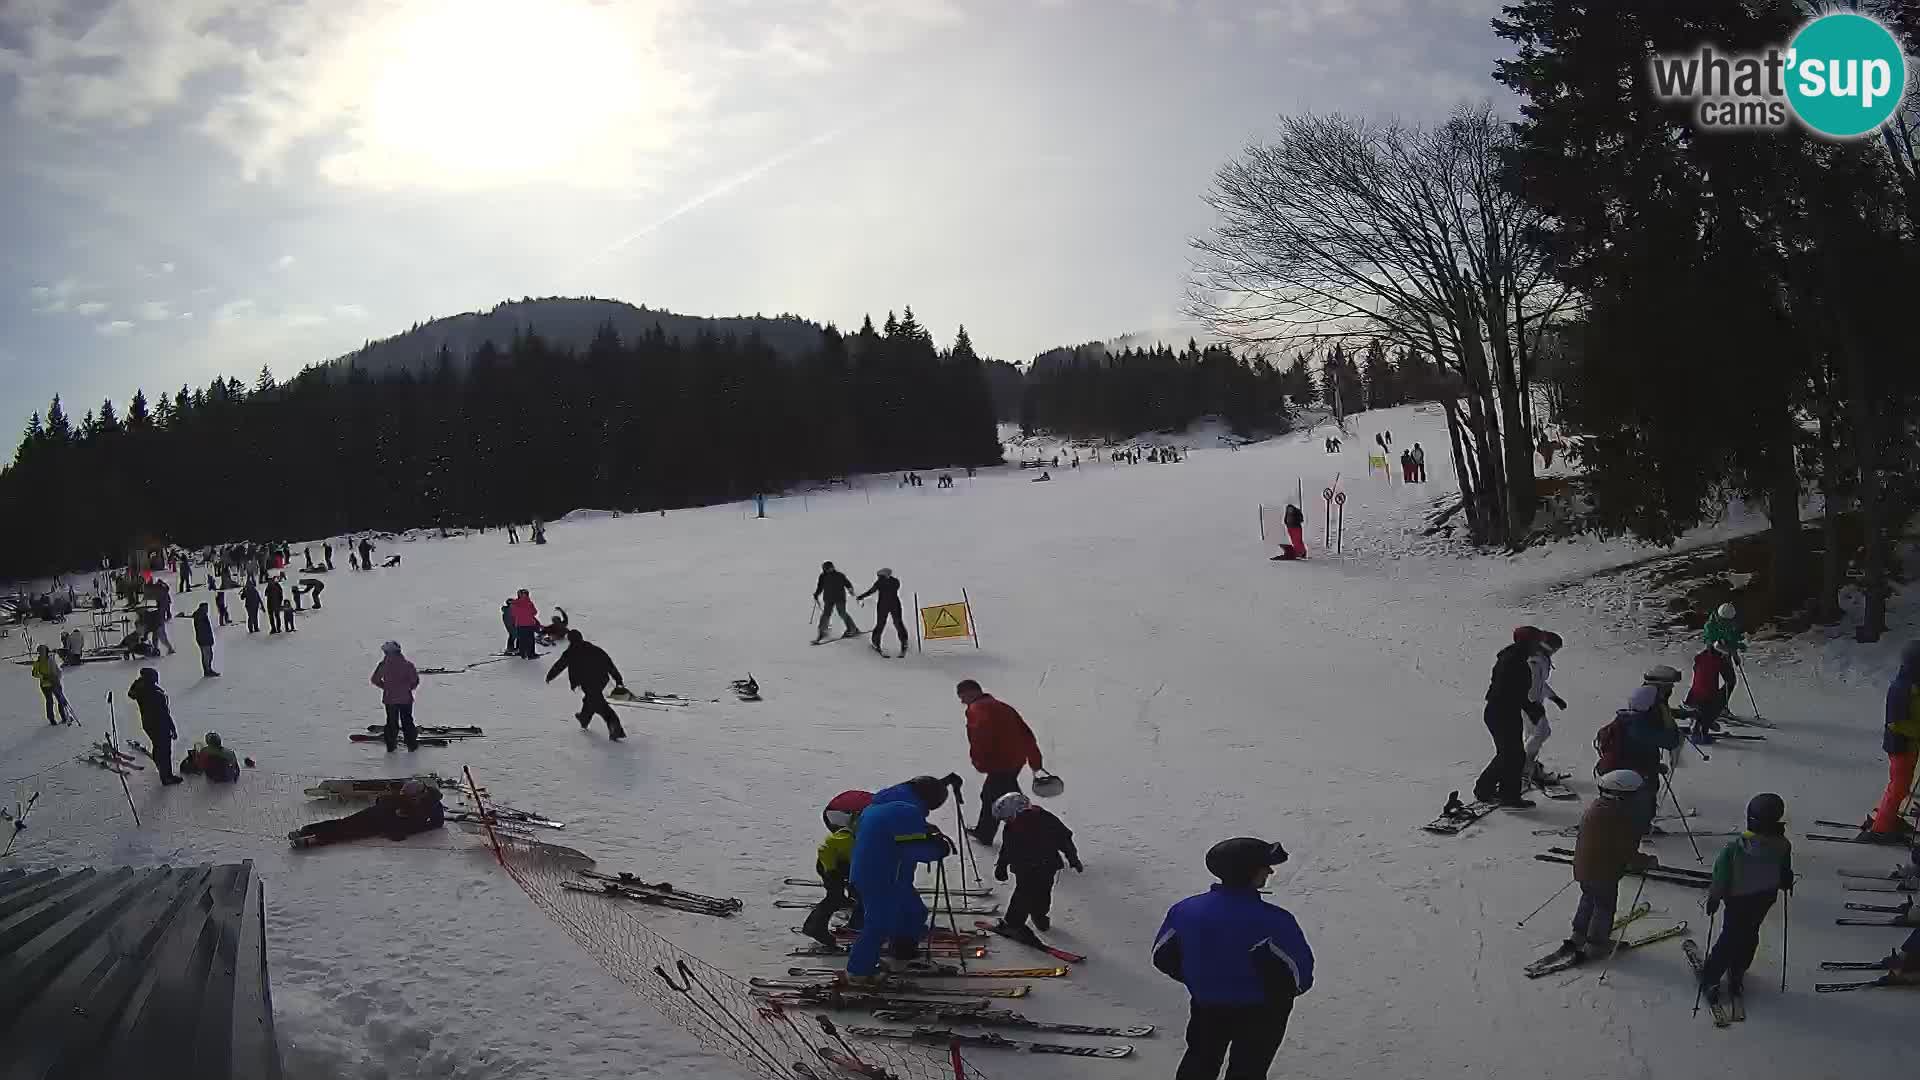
(822, 561, 834, 572)
(906, 775, 949, 811)
(1746, 793, 1785, 827)
(1204, 837, 1288, 885)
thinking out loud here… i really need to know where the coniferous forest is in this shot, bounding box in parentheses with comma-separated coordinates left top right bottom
(1016, 340, 1294, 440)
(0, 308, 1002, 577)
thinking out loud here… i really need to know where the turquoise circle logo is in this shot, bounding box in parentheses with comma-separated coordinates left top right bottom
(1785, 13, 1907, 138)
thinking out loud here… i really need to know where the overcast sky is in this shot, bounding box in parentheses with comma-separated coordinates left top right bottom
(0, 0, 1506, 437)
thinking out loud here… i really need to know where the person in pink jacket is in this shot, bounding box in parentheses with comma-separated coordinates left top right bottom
(508, 589, 540, 658)
(371, 640, 421, 751)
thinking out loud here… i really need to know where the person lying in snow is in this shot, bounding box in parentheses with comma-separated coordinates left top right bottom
(289, 779, 445, 848)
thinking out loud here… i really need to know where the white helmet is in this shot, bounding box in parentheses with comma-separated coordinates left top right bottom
(1597, 769, 1644, 794)
(992, 792, 1031, 820)
(1716, 603, 1736, 620)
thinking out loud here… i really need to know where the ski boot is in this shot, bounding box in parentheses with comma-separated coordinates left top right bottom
(840, 628, 861, 639)
(1031, 913, 1051, 932)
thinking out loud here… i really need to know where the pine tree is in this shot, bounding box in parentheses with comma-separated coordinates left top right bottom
(45, 396, 71, 443)
(256, 365, 276, 394)
(127, 390, 151, 432)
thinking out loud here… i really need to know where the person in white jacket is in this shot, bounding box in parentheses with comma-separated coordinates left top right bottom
(1524, 631, 1567, 787)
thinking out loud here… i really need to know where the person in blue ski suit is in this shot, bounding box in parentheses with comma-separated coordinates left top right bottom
(846, 774, 959, 978)
(1154, 837, 1314, 1080)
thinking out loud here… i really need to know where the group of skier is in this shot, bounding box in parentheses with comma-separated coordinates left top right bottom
(810, 561, 911, 657)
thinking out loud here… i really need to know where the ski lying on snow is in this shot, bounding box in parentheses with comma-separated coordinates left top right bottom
(975, 920, 1086, 963)
(1683, 940, 1732, 1027)
(1807, 832, 1915, 847)
(360, 723, 483, 735)
(1839, 866, 1917, 881)
(795, 926, 993, 943)
(1846, 901, 1913, 915)
(1815, 819, 1899, 833)
(560, 880, 736, 915)
(789, 965, 1065, 979)
(1423, 791, 1500, 835)
(1822, 959, 1896, 971)
(1718, 714, 1775, 729)
(1816, 976, 1920, 992)
(577, 870, 742, 911)
(774, 898, 1000, 914)
(1534, 854, 1708, 889)
(753, 990, 994, 1012)
(1533, 825, 1741, 839)
(1835, 916, 1920, 927)
(1545, 848, 1711, 878)
(750, 977, 1027, 999)
(869, 1008, 1151, 1037)
(347, 733, 463, 746)
(792, 944, 985, 959)
(1845, 880, 1919, 894)
(843, 1026, 1131, 1058)
(783, 877, 995, 899)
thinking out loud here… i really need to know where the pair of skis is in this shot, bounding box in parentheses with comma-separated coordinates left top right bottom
(563, 869, 742, 915)
(782, 876, 994, 900)
(1683, 939, 1741, 1025)
(1521, 905, 1686, 978)
(843, 1026, 1132, 1059)
(1815, 956, 1920, 991)
(347, 733, 473, 746)
(358, 723, 483, 736)
(750, 977, 1028, 1000)
(1534, 849, 1712, 890)
(867, 1007, 1151, 1038)
(1806, 819, 1915, 846)
(773, 898, 1001, 915)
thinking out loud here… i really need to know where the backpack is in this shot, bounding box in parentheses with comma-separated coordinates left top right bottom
(1593, 713, 1628, 775)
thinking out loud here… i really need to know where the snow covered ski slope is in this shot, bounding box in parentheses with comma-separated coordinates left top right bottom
(3, 403, 1912, 1078)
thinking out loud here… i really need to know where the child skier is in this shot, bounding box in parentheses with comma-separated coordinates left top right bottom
(1685, 641, 1737, 743)
(1152, 837, 1314, 1080)
(1558, 769, 1644, 963)
(1863, 641, 1920, 841)
(1523, 630, 1567, 788)
(802, 789, 873, 946)
(1699, 794, 1794, 1013)
(990, 792, 1082, 939)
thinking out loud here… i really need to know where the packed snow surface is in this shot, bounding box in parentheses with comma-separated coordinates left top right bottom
(3, 403, 1910, 1079)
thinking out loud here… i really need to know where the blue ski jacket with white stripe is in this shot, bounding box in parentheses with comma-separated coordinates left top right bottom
(1153, 885, 1315, 1006)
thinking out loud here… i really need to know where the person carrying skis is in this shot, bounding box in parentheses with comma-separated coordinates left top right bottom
(812, 561, 859, 643)
(1475, 629, 1539, 809)
(1862, 640, 1920, 840)
(990, 791, 1082, 939)
(846, 775, 956, 983)
(1698, 794, 1794, 1013)
(192, 602, 220, 677)
(290, 778, 444, 848)
(803, 789, 874, 946)
(546, 630, 629, 739)
(1685, 640, 1738, 744)
(1594, 669, 1685, 842)
(858, 568, 908, 657)
(372, 641, 421, 751)
(958, 679, 1045, 844)
(509, 589, 540, 658)
(241, 580, 262, 632)
(1523, 630, 1567, 789)
(127, 668, 182, 785)
(1557, 770, 1644, 963)
(1152, 836, 1314, 1080)
(30, 645, 69, 725)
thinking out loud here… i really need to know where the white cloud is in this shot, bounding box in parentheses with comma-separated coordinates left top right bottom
(138, 301, 171, 320)
(74, 301, 108, 315)
(160, 262, 175, 273)
(275, 254, 295, 270)
(97, 320, 135, 337)
(282, 310, 328, 328)
(177, 311, 194, 320)
(331, 303, 368, 319)
(213, 298, 255, 325)
(28, 276, 84, 313)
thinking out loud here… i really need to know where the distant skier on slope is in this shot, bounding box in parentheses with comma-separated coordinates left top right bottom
(546, 630, 629, 740)
(845, 775, 956, 984)
(1523, 629, 1567, 788)
(1698, 794, 1794, 1014)
(812, 561, 859, 644)
(802, 789, 874, 946)
(990, 791, 1081, 940)
(1152, 837, 1314, 1080)
(958, 679, 1046, 844)
(265, 577, 285, 633)
(1475, 630, 1539, 809)
(858, 569, 908, 657)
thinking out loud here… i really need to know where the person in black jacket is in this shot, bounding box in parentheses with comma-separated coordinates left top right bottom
(1475, 629, 1540, 808)
(812, 561, 859, 644)
(128, 668, 183, 785)
(191, 602, 220, 677)
(264, 577, 284, 633)
(858, 568, 908, 657)
(546, 630, 629, 739)
(990, 792, 1082, 938)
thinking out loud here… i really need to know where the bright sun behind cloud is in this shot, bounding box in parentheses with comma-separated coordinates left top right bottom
(320, 0, 694, 190)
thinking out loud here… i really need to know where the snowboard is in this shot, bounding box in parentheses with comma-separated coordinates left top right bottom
(1423, 791, 1499, 835)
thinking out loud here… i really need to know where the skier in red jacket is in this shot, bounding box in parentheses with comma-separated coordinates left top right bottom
(958, 679, 1044, 844)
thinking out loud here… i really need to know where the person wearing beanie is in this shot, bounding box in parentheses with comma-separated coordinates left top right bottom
(857, 568, 909, 657)
(990, 791, 1082, 940)
(1476, 629, 1541, 808)
(371, 640, 421, 751)
(182, 731, 241, 782)
(1864, 641, 1920, 839)
(812, 561, 859, 644)
(127, 667, 183, 785)
(1699, 794, 1794, 1011)
(845, 776, 955, 982)
(1153, 837, 1314, 1080)
(1703, 602, 1746, 656)
(545, 630, 628, 739)
(1560, 770, 1645, 963)
(802, 790, 874, 946)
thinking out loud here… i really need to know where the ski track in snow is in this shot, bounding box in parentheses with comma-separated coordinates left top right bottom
(4, 402, 1916, 1078)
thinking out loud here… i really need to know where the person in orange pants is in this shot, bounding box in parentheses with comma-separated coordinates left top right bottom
(1867, 642, 1920, 838)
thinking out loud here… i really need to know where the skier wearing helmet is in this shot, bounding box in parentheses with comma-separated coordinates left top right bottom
(1699, 794, 1795, 1014)
(812, 561, 859, 644)
(1685, 640, 1738, 744)
(802, 790, 873, 946)
(1152, 836, 1314, 1080)
(1703, 602, 1746, 655)
(857, 568, 908, 657)
(989, 791, 1081, 941)
(845, 775, 957, 982)
(1560, 770, 1645, 965)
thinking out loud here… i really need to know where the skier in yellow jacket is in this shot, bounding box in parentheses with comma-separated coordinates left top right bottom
(30, 645, 69, 724)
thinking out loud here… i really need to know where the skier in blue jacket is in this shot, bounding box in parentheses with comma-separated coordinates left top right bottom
(1153, 837, 1314, 1080)
(846, 775, 958, 981)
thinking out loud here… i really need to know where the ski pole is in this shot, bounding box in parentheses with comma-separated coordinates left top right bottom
(1694, 906, 1716, 1017)
(1598, 874, 1647, 985)
(1739, 657, 1763, 722)
(1517, 877, 1575, 928)
(104, 691, 140, 828)
(1780, 890, 1790, 992)
(1664, 775, 1703, 861)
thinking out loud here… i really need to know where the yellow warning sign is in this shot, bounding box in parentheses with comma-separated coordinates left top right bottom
(920, 602, 972, 641)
